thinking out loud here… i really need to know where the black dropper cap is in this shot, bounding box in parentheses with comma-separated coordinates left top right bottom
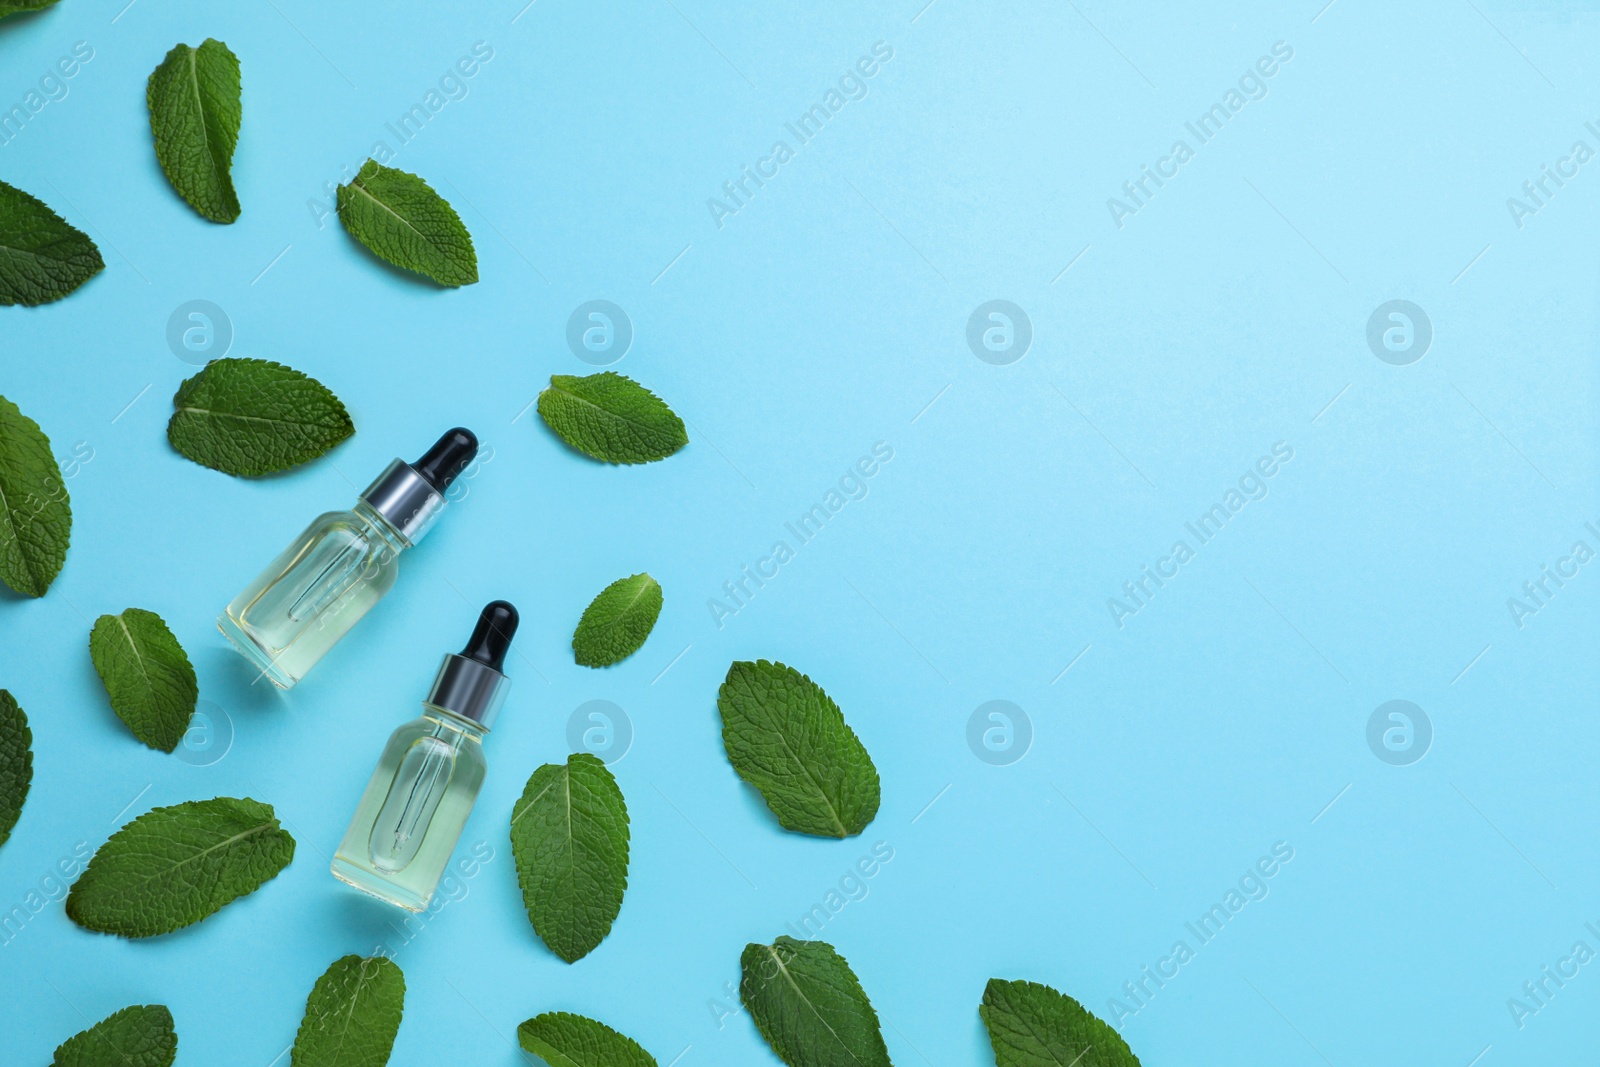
(411, 428, 478, 494)
(428, 600, 519, 728)
(460, 600, 518, 674)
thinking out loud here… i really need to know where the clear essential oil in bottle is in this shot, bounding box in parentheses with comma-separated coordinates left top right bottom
(331, 601, 518, 912)
(218, 428, 478, 689)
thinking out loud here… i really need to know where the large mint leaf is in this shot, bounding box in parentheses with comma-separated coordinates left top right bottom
(511, 753, 630, 963)
(89, 608, 198, 753)
(1, 0, 65, 21)
(718, 661, 880, 838)
(146, 40, 241, 223)
(291, 955, 405, 1067)
(0, 690, 32, 852)
(537, 373, 688, 465)
(573, 572, 662, 667)
(336, 161, 476, 286)
(51, 1004, 176, 1067)
(0, 394, 71, 596)
(67, 796, 295, 937)
(517, 1012, 657, 1067)
(980, 978, 1141, 1067)
(167, 358, 354, 476)
(740, 937, 890, 1067)
(0, 180, 102, 306)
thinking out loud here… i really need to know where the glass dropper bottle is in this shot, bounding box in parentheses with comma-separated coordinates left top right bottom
(217, 428, 479, 688)
(331, 600, 518, 912)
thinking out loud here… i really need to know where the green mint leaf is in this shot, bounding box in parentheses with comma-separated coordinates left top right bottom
(572, 573, 662, 667)
(167, 357, 354, 476)
(51, 1004, 176, 1067)
(517, 1012, 657, 1067)
(537, 373, 688, 465)
(89, 608, 198, 753)
(980, 978, 1141, 1067)
(291, 955, 406, 1067)
(336, 160, 476, 287)
(740, 937, 890, 1067)
(67, 796, 295, 938)
(146, 40, 241, 224)
(511, 753, 630, 963)
(0, 179, 103, 307)
(0, 394, 71, 596)
(0, 690, 32, 852)
(718, 661, 880, 838)
(1, 0, 65, 21)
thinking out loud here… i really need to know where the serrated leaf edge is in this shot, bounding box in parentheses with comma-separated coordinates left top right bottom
(719, 659, 879, 838)
(537, 373, 688, 465)
(511, 753, 631, 964)
(517, 1011, 656, 1067)
(90, 608, 196, 753)
(147, 40, 241, 224)
(742, 938, 886, 1067)
(166, 358, 354, 477)
(0, 394, 71, 595)
(573, 572, 661, 667)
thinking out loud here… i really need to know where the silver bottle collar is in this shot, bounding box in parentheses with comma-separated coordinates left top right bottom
(360, 459, 446, 546)
(425, 653, 510, 730)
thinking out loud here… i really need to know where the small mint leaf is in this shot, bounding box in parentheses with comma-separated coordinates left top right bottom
(0, 179, 103, 306)
(537, 372, 687, 465)
(67, 796, 295, 938)
(167, 358, 354, 476)
(718, 661, 880, 838)
(336, 160, 476, 286)
(740, 937, 890, 1067)
(0, 690, 32, 853)
(573, 573, 662, 667)
(51, 1004, 176, 1067)
(89, 608, 198, 753)
(980, 978, 1142, 1067)
(517, 1012, 657, 1067)
(291, 955, 405, 1067)
(0, 0, 65, 20)
(146, 40, 242, 223)
(511, 753, 630, 963)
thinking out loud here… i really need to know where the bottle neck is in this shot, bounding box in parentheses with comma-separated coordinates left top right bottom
(352, 500, 412, 554)
(424, 652, 509, 731)
(422, 707, 487, 743)
(358, 459, 448, 545)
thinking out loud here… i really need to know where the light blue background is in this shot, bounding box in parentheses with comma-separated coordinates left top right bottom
(3, 0, 1599, 1063)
